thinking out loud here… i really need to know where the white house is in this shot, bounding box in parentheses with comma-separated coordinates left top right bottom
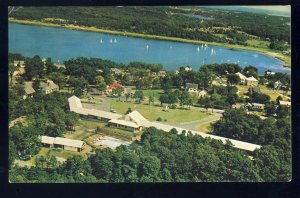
(246, 76, 258, 86)
(279, 100, 291, 107)
(274, 81, 282, 89)
(235, 72, 247, 84)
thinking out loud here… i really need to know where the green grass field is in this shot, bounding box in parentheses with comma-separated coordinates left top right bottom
(142, 89, 164, 100)
(197, 122, 215, 133)
(111, 100, 209, 124)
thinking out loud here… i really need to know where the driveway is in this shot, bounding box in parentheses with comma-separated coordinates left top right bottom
(173, 113, 222, 131)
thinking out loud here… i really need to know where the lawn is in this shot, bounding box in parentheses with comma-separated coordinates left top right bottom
(111, 100, 209, 124)
(142, 89, 164, 100)
(77, 118, 133, 141)
(246, 39, 270, 49)
(197, 122, 215, 133)
(236, 84, 283, 101)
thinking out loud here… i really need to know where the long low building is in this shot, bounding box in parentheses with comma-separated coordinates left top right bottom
(109, 119, 142, 132)
(40, 136, 85, 152)
(68, 96, 261, 152)
(68, 95, 123, 121)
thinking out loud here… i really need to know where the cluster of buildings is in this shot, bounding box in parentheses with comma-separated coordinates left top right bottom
(23, 80, 59, 99)
(185, 83, 207, 97)
(68, 95, 261, 152)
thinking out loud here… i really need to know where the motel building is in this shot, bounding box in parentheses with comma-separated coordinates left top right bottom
(108, 119, 142, 132)
(40, 136, 85, 152)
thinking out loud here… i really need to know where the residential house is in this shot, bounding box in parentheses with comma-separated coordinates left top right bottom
(111, 68, 123, 75)
(279, 100, 291, 108)
(185, 83, 198, 94)
(266, 71, 275, 76)
(42, 80, 59, 94)
(184, 66, 193, 71)
(274, 80, 282, 89)
(14, 60, 25, 68)
(198, 89, 207, 97)
(244, 102, 265, 111)
(232, 103, 244, 110)
(246, 76, 258, 86)
(106, 83, 123, 94)
(23, 82, 36, 99)
(157, 70, 167, 77)
(235, 72, 247, 84)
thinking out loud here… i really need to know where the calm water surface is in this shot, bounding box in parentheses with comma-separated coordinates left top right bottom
(9, 23, 289, 73)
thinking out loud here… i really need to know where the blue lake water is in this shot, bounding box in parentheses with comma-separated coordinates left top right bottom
(9, 23, 289, 74)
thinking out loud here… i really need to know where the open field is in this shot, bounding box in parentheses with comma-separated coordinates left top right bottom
(111, 100, 210, 124)
(9, 18, 291, 67)
(236, 84, 287, 101)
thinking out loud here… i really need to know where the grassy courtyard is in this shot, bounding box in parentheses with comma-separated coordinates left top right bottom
(111, 100, 210, 124)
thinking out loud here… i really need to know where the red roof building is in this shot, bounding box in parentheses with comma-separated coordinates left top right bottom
(107, 83, 122, 92)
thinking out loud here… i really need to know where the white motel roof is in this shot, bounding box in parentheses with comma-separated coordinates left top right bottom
(67, 96, 261, 152)
(87, 108, 123, 120)
(142, 121, 261, 152)
(127, 111, 148, 125)
(40, 136, 55, 145)
(41, 136, 85, 148)
(68, 95, 83, 109)
(109, 119, 140, 128)
(54, 137, 85, 148)
(68, 96, 122, 120)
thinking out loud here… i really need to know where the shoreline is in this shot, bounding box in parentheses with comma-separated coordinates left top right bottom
(9, 18, 291, 68)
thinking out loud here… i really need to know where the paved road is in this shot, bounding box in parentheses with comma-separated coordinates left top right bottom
(173, 113, 222, 131)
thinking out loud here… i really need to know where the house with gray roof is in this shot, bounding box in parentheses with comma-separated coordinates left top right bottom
(41, 80, 59, 94)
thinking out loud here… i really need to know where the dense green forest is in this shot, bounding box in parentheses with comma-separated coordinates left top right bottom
(9, 6, 290, 47)
(10, 126, 291, 182)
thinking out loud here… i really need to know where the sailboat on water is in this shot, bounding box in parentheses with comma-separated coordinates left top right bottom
(100, 39, 103, 43)
(109, 39, 113, 43)
(197, 46, 200, 52)
(114, 38, 117, 43)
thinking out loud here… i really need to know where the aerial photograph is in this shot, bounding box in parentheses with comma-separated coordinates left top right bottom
(8, 6, 291, 182)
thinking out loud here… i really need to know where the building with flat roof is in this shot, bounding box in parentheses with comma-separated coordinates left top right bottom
(40, 136, 85, 152)
(108, 119, 142, 132)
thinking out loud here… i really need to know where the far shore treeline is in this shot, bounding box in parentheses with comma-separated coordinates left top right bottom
(9, 6, 291, 66)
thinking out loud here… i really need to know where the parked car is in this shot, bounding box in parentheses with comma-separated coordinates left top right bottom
(110, 109, 117, 113)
